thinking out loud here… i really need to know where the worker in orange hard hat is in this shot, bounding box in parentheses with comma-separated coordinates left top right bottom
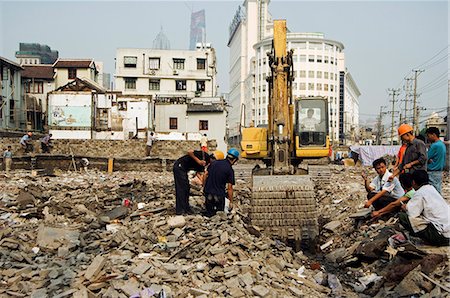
(390, 124, 427, 181)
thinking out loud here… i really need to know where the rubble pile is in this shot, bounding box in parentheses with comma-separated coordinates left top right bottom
(313, 166, 450, 297)
(0, 170, 330, 297)
(0, 166, 448, 297)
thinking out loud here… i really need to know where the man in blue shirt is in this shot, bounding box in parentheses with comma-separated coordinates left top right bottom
(426, 127, 446, 194)
(203, 148, 239, 217)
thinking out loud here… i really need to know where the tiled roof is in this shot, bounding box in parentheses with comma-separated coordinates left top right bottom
(53, 59, 93, 68)
(21, 65, 54, 80)
(0, 56, 24, 70)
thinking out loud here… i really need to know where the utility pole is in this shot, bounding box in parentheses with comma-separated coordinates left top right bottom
(388, 88, 400, 145)
(402, 78, 413, 123)
(412, 69, 424, 134)
(377, 105, 386, 145)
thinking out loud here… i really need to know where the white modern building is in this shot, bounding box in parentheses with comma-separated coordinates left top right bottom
(227, 0, 272, 143)
(228, 0, 360, 145)
(115, 46, 217, 99)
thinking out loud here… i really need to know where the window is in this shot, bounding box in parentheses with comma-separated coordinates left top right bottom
(293, 83, 297, 90)
(169, 117, 178, 129)
(324, 56, 329, 64)
(324, 84, 329, 91)
(335, 73, 338, 80)
(149, 58, 160, 70)
(27, 81, 43, 94)
(298, 43, 307, 49)
(299, 70, 306, 78)
(199, 120, 208, 130)
(173, 58, 185, 70)
(149, 79, 160, 90)
(317, 55, 322, 63)
(125, 77, 137, 89)
(124, 56, 137, 68)
(262, 85, 266, 91)
(300, 82, 306, 90)
(68, 68, 77, 79)
(118, 101, 127, 111)
(317, 71, 322, 79)
(308, 71, 314, 78)
(196, 80, 205, 92)
(308, 83, 314, 90)
(299, 55, 306, 62)
(176, 80, 186, 90)
(317, 83, 322, 91)
(330, 85, 334, 92)
(308, 55, 315, 62)
(309, 43, 323, 50)
(324, 72, 329, 79)
(2, 67, 8, 80)
(197, 58, 206, 70)
(330, 57, 334, 65)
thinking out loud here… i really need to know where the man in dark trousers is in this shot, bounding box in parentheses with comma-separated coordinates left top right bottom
(173, 149, 210, 215)
(203, 148, 239, 217)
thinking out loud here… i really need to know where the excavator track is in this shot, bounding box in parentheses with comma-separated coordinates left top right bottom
(249, 175, 318, 246)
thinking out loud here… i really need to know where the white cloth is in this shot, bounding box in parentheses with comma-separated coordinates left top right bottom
(406, 184, 450, 237)
(350, 145, 401, 166)
(369, 170, 404, 199)
(301, 117, 320, 131)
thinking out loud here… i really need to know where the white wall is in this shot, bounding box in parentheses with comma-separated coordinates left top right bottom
(186, 112, 227, 152)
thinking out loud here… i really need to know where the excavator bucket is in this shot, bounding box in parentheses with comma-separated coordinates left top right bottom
(250, 174, 319, 249)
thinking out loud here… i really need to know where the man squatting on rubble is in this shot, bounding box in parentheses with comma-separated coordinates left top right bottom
(173, 149, 210, 215)
(400, 170, 450, 246)
(425, 127, 446, 194)
(203, 148, 239, 217)
(371, 173, 414, 218)
(20, 132, 33, 153)
(362, 158, 404, 211)
(40, 133, 52, 153)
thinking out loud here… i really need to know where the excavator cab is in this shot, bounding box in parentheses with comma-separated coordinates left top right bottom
(295, 97, 331, 159)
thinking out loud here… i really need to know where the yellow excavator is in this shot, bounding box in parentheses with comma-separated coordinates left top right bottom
(243, 20, 330, 248)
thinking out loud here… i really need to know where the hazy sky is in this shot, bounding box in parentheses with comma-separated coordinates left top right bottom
(0, 1, 448, 126)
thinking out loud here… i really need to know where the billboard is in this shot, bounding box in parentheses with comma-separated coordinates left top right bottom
(49, 106, 91, 127)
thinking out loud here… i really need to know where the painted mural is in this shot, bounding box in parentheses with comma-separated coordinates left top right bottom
(49, 106, 91, 127)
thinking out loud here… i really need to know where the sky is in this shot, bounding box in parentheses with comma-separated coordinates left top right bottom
(0, 0, 448, 127)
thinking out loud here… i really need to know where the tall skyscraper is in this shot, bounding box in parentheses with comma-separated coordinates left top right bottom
(189, 10, 206, 50)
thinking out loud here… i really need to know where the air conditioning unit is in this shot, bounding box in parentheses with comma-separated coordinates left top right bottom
(173, 70, 178, 75)
(149, 70, 156, 75)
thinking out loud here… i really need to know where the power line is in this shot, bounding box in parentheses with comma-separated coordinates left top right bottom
(414, 45, 449, 69)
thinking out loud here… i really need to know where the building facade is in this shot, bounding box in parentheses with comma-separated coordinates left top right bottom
(21, 64, 55, 131)
(154, 97, 227, 152)
(227, 0, 272, 142)
(253, 33, 360, 144)
(115, 47, 217, 99)
(53, 59, 98, 89)
(0, 57, 24, 130)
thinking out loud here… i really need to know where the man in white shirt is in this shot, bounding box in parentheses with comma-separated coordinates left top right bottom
(301, 109, 320, 131)
(362, 158, 404, 211)
(400, 170, 450, 246)
(146, 132, 156, 156)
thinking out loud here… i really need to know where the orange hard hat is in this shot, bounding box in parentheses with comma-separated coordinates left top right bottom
(398, 124, 413, 136)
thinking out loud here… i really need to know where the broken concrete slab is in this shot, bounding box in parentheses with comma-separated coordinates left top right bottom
(84, 255, 106, 281)
(132, 261, 151, 275)
(252, 285, 270, 297)
(323, 220, 342, 232)
(168, 216, 186, 228)
(36, 226, 80, 250)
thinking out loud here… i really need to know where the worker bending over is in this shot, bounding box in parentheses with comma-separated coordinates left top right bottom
(173, 149, 210, 215)
(203, 148, 239, 217)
